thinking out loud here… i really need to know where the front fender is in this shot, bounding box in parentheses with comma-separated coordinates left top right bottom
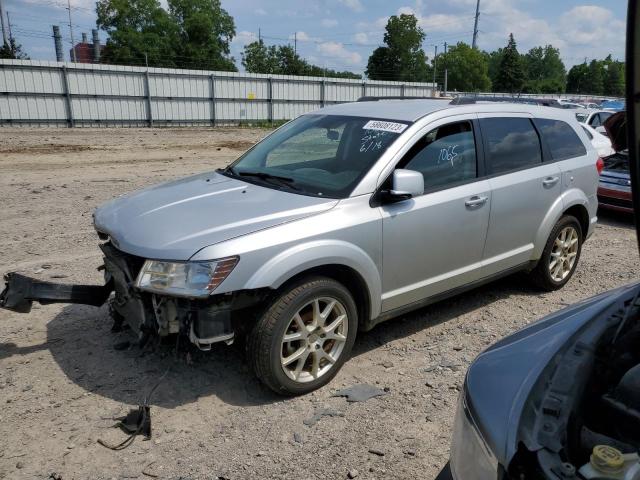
(244, 240, 382, 320)
(532, 188, 590, 259)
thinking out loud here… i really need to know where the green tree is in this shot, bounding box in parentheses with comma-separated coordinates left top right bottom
(484, 48, 503, 90)
(366, 14, 429, 81)
(584, 59, 604, 95)
(439, 42, 490, 91)
(242, 40, 278, 73)
(522, 45, 566, 93)
(242, 41, 360, 78)
(168, 0, 236, 71)
(0, 38, 29, 59)
(566, 62, 589, 94)
(97, 0, 179, 67)
(493, 33, 524, 93)
(603, 56, 624, 96)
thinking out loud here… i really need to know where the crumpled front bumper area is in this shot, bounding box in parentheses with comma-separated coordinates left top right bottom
(0, 272, 112, 313)
(0, 243, 255, 350)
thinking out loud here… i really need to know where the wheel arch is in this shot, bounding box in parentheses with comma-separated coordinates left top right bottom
(532, 190, 590, 259)
(244, 240, 382, 322)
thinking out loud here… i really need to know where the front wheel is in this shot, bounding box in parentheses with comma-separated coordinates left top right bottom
(247, 277, 358, 395)
(530, 215, 583, 291)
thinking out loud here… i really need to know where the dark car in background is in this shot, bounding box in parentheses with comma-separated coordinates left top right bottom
(598, 151, 632, 213)
(438, 2, 640, 479)
(598, 112, 633, 214)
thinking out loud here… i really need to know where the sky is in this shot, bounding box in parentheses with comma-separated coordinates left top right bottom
(2, 0, 628, 73)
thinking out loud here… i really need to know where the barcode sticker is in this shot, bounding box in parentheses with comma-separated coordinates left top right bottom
(362, 120, 408, 133)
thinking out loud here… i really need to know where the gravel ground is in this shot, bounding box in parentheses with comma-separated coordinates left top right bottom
(0, 127, 638, 480)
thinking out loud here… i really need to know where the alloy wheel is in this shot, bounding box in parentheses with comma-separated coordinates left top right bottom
(280, 297, 348, 383)
(549, 226, 579, 282)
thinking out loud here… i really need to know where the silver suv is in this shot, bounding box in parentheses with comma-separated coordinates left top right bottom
(1, 99, 600, 395)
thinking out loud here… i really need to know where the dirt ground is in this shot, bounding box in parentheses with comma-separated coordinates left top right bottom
(0, 127, 638, 480)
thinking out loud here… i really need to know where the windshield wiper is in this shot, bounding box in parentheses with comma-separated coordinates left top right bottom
(237, 171, 301, 190)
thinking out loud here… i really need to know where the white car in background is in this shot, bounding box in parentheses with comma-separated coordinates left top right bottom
(574, 109, 615, 135)
(580, 124, 615, 157)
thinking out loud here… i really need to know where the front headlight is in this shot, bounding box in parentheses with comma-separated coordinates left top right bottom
(135, 257, 238, 298)
(450, 388, 499, 480)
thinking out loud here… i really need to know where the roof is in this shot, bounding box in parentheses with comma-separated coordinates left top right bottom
(311, 99, 582, 123)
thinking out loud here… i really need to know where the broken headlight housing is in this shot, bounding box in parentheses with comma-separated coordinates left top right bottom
(135, 257, 238, 298)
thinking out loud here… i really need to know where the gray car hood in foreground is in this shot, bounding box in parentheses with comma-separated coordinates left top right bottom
(93, 171, 338, 260)
(464, 282, 640, 467)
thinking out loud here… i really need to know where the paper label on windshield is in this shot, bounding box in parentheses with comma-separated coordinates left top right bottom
(363, 120, 408, 133)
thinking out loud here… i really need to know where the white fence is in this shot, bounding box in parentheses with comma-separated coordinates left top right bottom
(0, 60, 437, 127)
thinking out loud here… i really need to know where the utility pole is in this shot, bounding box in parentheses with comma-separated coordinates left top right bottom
(67, 0, 77, 62)
(258, 28, 261, 43)
(0, 0, 8, 47)
(144, 52, 148, 67)
(472, 0, 480, 49)
(444, 42, 448, 96)
(294, 31, 297, 54)
(6, 10, 12, 42)
(433, 45, 438, 93)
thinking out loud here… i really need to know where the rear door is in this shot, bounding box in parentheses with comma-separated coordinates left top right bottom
(479, 115, 562, 276)
(379, 116, 491, 312)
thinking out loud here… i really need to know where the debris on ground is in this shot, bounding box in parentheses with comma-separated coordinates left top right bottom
(332, 384, 388, 402)
(303, 408, 345, 426)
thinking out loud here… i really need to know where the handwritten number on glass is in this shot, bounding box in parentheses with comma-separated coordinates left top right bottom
(360, 130, 390, 153)
(438, 145, 459, 166)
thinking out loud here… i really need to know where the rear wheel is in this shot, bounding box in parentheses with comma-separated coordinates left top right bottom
(531, 215, 582, 291)
(247, 277, 358, 395)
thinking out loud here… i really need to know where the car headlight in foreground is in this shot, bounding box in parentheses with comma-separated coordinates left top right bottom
(135, 257, 238, 298)
(450, 387, 499, 480)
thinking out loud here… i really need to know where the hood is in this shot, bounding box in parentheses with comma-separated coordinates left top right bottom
(464, 282, 640, 467)
(604, 111, 627, 152)
(94, 171, 338, 260)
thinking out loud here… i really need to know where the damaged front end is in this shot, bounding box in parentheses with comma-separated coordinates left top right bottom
(1, 242, 268, 350)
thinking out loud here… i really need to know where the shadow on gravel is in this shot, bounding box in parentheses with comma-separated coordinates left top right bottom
(353, 273, 536, 357)
(45, 304, 282, 409)
(42, 272, 540, 409)
(597, 208, 635, 229)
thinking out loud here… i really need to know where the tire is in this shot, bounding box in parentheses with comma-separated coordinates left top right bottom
(247, 276, 358, 396)
(530, 215, 583, 291)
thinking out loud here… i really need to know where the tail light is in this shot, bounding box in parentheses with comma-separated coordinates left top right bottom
(596, 157, 604, 175)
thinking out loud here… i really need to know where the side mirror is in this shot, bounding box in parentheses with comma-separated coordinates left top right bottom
(389, 169, 424, 199)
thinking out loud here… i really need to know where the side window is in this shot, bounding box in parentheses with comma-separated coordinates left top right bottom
(400, 121, 477, 191)
(480, 117, 542, 175)
(600, 112, 613, 124)
(589, 114, 601, 127)
(535, 119, 587, 160)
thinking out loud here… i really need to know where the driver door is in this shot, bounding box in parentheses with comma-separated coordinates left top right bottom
(379, 116, 491, 312)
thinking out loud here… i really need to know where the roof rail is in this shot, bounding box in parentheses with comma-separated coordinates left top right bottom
(449, 96, 562, 107)
(357, 95, 446, 102)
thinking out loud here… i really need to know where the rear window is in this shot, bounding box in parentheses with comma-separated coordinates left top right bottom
(479, 117, 542, 175)
(535, 119, 587, 160)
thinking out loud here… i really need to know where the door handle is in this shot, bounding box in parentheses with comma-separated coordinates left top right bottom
(465, 195, 488, 208)
(542, 176, 560, 187)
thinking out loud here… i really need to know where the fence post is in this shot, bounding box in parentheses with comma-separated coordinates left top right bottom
(267, 77, 273, 124)
(144, 71, 153, 127)
(61, 65, 74, 128)
(209, 74, 216, 126)
(320, 80, 326, 108)
(362, 81, 366, 99)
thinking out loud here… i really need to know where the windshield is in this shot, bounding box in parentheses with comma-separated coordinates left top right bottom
(224, 114, 409, 198)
